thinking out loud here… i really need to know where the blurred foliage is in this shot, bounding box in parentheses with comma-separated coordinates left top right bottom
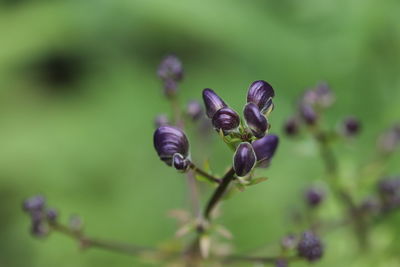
(0, 0, 399, 266)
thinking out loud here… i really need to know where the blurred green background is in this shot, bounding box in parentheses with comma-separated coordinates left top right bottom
(1, 0, 400, 266)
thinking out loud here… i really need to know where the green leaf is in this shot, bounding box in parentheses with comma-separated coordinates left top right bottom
(247, 177, 269, 186)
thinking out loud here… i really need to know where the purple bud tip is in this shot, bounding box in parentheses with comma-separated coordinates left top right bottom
(202, 88, 227, 118)
(247, 80, 275, 113)
(172, 153, 190, 171)
(244, 103, 268, 138)
(46, 208, 58, 222)
(297, 231, 324, 262)
(23, 195, 45, 212)
(186, 100, 203, 121)
(154, 126, 189, 166)
(284, 117, 300, 136)
(300, 104, 318, 125)
(154, 114, 169, 128)
(157, 54, 184, 82)
(233, 142, 256, 177)
(305, 187, 325, 207)
(211, 107, 240, 134)
(251, 134, 279, 164)
(343, 116, 361, 136)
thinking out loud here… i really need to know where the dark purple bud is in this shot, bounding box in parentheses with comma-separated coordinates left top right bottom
(297, 231, 324, 262)
(284, 117, 300, 136)
(186, 100, 203, 121)
(202, 88, 227, 118)
(247, 80, 275, 113)
(342, 116, 361, 136)
(46, 208, 58, 222)
(251, 135, 279, 165)
(154, 114, 169, 128)
(154, 126, 189, 166)
(299, 104, 317, 125)
(233, 142, 256, 177)
(172, 153, 190, 171)
(211, 107, 240, 134)
(275, 259, 288, 267)
(281, 234, 297, 250)
(163, 79, 178, 98)
(244, 103, 268, 138)
(157, 55, 183, 82)
(30, 210, 47, 237)
(305, 187, 325, 207)
(23, 195, 45, 212)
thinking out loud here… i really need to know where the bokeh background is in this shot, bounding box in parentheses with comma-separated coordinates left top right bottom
(1, 0, 400, 266)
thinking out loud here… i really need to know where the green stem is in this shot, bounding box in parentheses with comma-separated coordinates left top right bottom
(189, 163, 221, 184)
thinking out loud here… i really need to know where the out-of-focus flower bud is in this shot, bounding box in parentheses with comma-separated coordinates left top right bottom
(233, 142, 256, 177)
(186, 100, 203, 121)
(202, 88, 227, 119)
(163, 79, 178, 98)
(211, 107, 240, 135)
(281, 234, 297, 250)
(314, 82, 334, 108)
(247, 80, 275, 114)
(172, 153, 190, 171)
(305, 187, 325, 207)
(378, 177, 400, 210)
(154, 114, 169, 128)
(297, 231, 323, 262)
(23, 195, 45, 212)
(157, 55, 183, 82)
(299, 104, 318, 125)
(154, 126, 189, 166)
(244, 103, 268, 138)
(284, 117, 300, 136)
(251, 134, 279, 166)
(46, 208, 58, 222)
(275, 259, 288, 267)
(342, 116, 361, 136)
(30, 212, 47, 237)
(377, 124, 400, 154)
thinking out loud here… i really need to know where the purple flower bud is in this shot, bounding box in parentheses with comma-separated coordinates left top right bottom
(46, 208, 58, 222)
(281, 234, 297, 250)
(378, 177, 400, 210)
(186, 100, 203, 121)
(297, 231, 323, 262)
(342, 116, 361, 136)
(30, 210, 47, 237)
(284, 117, 300, 136)
(202, 88, 227, 118)
(211, 107, 240, 134)
(314, 82, 334, 108)
(154, 114, 169, 128)
(163, 79, 178, 98)
(233, 142, 256, 177)
(247, 80, 275, 113)
(377, 124, 400, 154)
(244, 103, 268, 138)
(172, 153, 190, 171)
(305, 187, 325, 207)
(299, 104, 318, 125)
(275, 259, 288, 267)
(154, 126, 189, 166)
(251, 135, 279, 165)
(157, 55, 183, 82)
(23, 195, 45, 212)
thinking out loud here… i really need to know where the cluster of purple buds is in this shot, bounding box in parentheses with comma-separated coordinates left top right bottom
(202, 81, 279, 177)
(22, 195, 58, 237)
(157, 55, 184, 98)
(153, 126, 191, 172)
(297, 231, 324, 262)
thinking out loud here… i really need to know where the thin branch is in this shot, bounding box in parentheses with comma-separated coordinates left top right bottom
(189, 162, 221, 184)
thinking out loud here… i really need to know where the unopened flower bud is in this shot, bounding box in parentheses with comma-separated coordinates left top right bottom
(186, 100, 203, 121)
(297, 231, 324, 262)
(46, 208, 58, 222)
(233, 142, 256, 177)
(172, 153, 190, 171)
(247, 80, 275, 114)
(284, 117, 300, 136)
(314, 82, 334, 108)
(157, 55, 183, 82)
(244, 103, 268, 138)
(342, 116, 361, 136)
(154, 114, 169, 128)
(377, 124, 400, 154)
(281, 234, 297, 250)
(23, 195, 45, 212)
(300, 104, 317, 125)
(154, 126, 189, 166)
(163, 79, 178, 98)
(251, 134, 279, 166)
(211, 107, 240, 134)
(305, 187, 325, 207)
(202, 88, 227, 118)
